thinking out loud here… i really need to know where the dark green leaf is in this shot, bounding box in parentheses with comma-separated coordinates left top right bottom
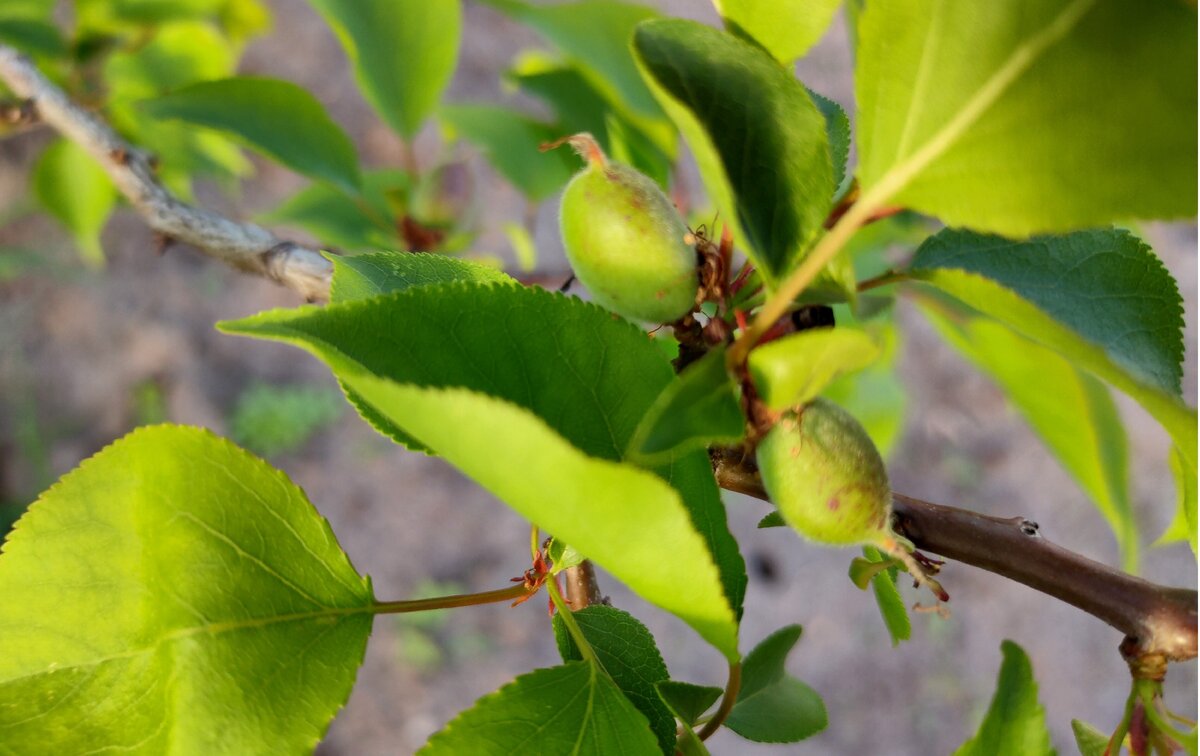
(32, 139, 116, 267)
(1071, 720, 1109, 756)
(919, 298, 1138, 571)
(306, 0, 461, 139)
(911, 228, 1183, 395)
(749, 327, 880, 411)
(419, 662, 660, 755)
(634, 19, 833, 284)
(726, 625, 827, 743)
(0, 18, 65, 56)
(856, 1, 1197, 234)
(554, 606, 675, 755)
(757, 511, 785, 529)
(715, 0, 842, 64)
(628, 347, 744, 465)
(810, 89, 851, 194)
(330, 251, 511, 303)
(140, 76, 361, 193)
(953, 641, 1055, 756)
(906, 228, 1195, 537)
(0, 426, 373, 752)
(861, 545, 910, 646)
(440, 104, 577, 201)
(656, 681, 722, 726)
(219, 284, 745, 659)
(259, 170, 409, 252)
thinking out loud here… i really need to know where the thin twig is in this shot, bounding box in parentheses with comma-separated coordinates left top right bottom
(0, 45, 333, 301)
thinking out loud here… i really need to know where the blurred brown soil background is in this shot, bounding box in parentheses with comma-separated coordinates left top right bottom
(0, 1, 1195, 753)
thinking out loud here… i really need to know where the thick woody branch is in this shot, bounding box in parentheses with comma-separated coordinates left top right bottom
(0, 45, 333, 301)
(712, 448, 1198, 662)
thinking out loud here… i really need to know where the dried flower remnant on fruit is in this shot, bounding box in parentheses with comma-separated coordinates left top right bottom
(544, 133, 698, 323)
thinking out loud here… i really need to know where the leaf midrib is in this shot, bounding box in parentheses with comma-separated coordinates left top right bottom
(0, 606, 369, 688)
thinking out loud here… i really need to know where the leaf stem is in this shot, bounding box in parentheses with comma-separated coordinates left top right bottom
(696, 661, 742, 741)
(371, 583, 531, 614)
(546, 577, 600, 666)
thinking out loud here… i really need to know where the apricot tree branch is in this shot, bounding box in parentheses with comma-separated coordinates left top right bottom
(0, 45, 333, 301)
(8, 43, 1193, 668)
(711, 448, 1198, 662)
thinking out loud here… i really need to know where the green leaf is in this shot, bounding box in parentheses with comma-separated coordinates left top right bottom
(919, 299, 1139, 571)
(554, 605, 675, 755)
(628, 347, 744, 465)
(656, 681, 722, 726)
(230, 382, 344, 457)
(860, 545, 910, 647)
(1156, 446, 1197, 554)
(714, 0, 841, 64)
(104, 21, 236, 101)
(440, 104, 577, 201)
(1071, 720, 1109, 756)
(810, 89, 851, 194)
(820, 318, 906, 459)
(856, 0, 1197, 234)
(481, 0, 666, 130)
(0, 425, 373, 752)
(32, 139, 117, 268)
(306, 0, 461, 139)
(419, 662, 660, 755)
(749, 327, 880, 412)
(139, 76, 361, 193)
(634, 19, 834, 285)
(330, 251, 511, 303)
(725, 625, 827, 743)
(954, 640, 1055, 756)
(507, 54, 671, 186)
(259, 180, 403, 253)
(103, 22, 249, 192)
(547, 537, 585, 574)
(906, 228, 1195, 534)
(219, 284, 744, 660)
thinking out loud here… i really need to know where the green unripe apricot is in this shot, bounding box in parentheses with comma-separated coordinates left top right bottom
(555, 133, 698, 323)
(757, 398, 893, 546)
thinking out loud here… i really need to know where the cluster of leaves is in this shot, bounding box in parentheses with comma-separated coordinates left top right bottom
(0, 0, 1196, 754)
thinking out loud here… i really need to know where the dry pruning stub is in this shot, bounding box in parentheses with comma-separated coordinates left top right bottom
(757, 398, 895, 546)
(554, 133, 697, 323)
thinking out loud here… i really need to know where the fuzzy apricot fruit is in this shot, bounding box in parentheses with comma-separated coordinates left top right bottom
(757, 398, 949, 600)
(552, 133, 697, 323)
(757, 398, 893, 546)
